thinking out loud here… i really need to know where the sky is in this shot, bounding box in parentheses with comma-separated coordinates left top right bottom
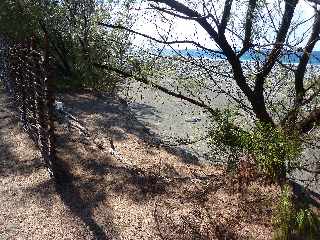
(131, 0, 320, 51)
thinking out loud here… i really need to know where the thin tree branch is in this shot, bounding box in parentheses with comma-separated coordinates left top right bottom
(94, 63, 219, 115)
(147, 1, 254, 99)
(98, 22, 223, 55)
(150, 5, 213, 20)
(219, 0, 233, 35)
(254, 0, 299, 96)
(147, 0, 274, 124)
(237, 0, 257, 58)
(294, 9, 320, 106)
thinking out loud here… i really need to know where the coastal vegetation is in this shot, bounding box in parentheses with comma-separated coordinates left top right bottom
(0, 0, 319, 239)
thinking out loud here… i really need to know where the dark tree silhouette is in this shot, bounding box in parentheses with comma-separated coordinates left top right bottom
(100, 0, 320, 134)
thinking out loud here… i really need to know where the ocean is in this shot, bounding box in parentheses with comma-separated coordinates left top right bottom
(161, 49, 320, 65)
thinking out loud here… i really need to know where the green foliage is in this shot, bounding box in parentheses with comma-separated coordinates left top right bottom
(0, 0, 42, 40)
(208, 109, 302, 180)
(295, 208, 320, 238)
(209, 109, 249, 152)
(43, 0, 133, 91)
(273, 185, 320, 240)
(0, 0, 135, 93)
(273, 185, 296, 239)
(249, 123, 301, 180)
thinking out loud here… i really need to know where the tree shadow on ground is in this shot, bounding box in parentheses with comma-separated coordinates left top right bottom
(59, 141, 277, 239)
(55, 125, 169, 202)
(289, 180, 320, 210)
(154, 205, 239, 240)
(55, 174, 113, 240)
(58, 91, 200, 165)
(0, 88, 285, 239)
(21, 154, 116, 240)
(0, 110, 43, 177)
(47, 143, 117, 240)
(53, 90, 285, 239)
(0, 90, 117, 240)
(83, 158, 168, 202)
(151, 177, 249, 240)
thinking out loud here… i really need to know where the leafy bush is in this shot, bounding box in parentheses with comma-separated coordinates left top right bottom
(249, 123, 301, 180)
(208, 109, 302, 181)
(272, 185, 296, 239)
(295, 208, 320, 238)
(273, 185, 320, 240)
(0, 0, 133, 93)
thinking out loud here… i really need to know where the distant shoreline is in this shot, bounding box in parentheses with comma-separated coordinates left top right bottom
(159, 49, 320, 66)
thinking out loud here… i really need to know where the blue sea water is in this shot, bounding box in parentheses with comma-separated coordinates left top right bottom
(161, 49, 320, 65)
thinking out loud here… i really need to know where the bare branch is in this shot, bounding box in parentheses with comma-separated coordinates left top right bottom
(307, 0, 320, 4)
(299, 167, 320, 174)
(265, 1, 279, 34)
(219, 0, 233, 35)
(237, 0, 257, 58)
(150, 4, 212, 20)
(146, 1, 249, 93)
(294, 9, 320, 106)
(94, 63, 218, 115)
(287, 14, 315, 45)
(98, 22, 223, 54)
(148, 0, 275, 125)
(254, 0, 299, 96)
(148, 0, 220, 40)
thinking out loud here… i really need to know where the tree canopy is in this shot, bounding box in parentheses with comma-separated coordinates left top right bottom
(97, 0, 320, 180)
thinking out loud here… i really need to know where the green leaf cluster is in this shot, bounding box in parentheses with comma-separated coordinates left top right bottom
(0, 0, 42, 40)
(249, 123, 301, 180)
(208, 109, 302, 180)
(0, 0, 135, 92)
(273, 185, 320, 240)
(273, 185, 296, 240)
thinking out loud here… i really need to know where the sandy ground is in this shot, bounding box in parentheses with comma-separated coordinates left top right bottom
(120, 79, 320, 194)
(0, 90, 94, 239)
(0, 89, 282, 239)
(119, 80, 214, 162)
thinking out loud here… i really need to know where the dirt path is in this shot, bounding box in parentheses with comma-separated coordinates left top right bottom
(0, 90, 94, 239)
(0, 89, 281, 239)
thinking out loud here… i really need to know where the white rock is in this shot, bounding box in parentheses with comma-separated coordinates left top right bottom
(54, 101, 64, 111)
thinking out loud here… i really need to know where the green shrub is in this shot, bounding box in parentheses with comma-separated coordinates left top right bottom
(208, 109, 302, 181)
(295, 207, 320, 239)
(273, 185, 320, 240)
(249, 123, 301, 181)
(273, 185, 296, 239)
